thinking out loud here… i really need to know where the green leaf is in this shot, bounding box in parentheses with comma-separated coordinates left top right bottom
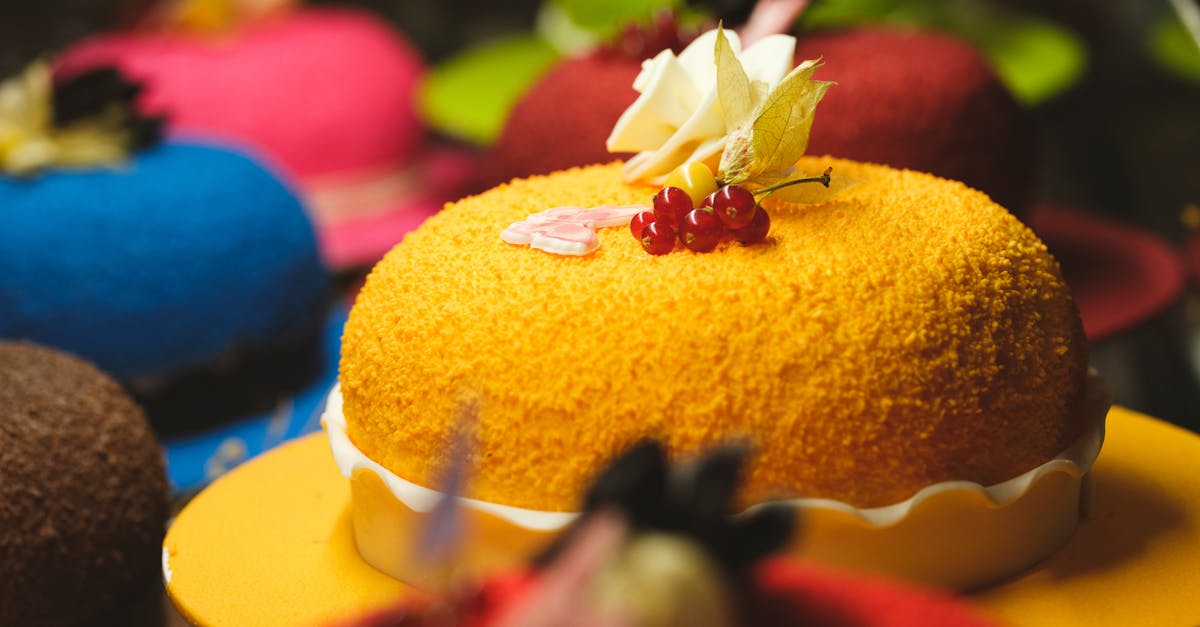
(970, 15, 1086, 105)
(800, 0, 938, 29)
(1149, 13, 1200, 84)
(551, 0, 682, 38)
(419, 35, 560, 146)
(744, 60, 832, 180)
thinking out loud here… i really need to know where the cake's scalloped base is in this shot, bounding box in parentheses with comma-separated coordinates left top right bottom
(324, 373, 1108, 591)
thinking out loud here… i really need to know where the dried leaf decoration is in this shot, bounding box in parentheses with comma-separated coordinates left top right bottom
(715, 27, 837, 198)
(746, 59, 830, 179)
(715, 25, 755, 133)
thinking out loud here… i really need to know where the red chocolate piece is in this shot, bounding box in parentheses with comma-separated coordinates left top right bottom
(334, 560, 999, 627)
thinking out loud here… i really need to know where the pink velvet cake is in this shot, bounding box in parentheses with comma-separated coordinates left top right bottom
(59, 6, 476, 269)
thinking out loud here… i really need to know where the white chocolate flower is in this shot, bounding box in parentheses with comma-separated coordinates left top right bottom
(0, 62, 134, 176)
(605, 28, 796, 184)
(0, 63, 57, 175)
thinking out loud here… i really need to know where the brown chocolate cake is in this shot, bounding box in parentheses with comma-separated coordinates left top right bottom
(0, 341, 169, 626)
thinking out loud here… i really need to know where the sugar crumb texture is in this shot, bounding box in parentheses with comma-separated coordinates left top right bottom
(340, 158, 1088, 511)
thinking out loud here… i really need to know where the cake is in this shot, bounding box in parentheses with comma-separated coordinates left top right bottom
(329, 158, 1103, 590)
(339, 157, 1087, 511)
(0, 341, 169, 626)
(0, 61, 330, 435)
(327, 26, 1102, 591)
(489, 19, 1033, 214)
(58, 6, 478, 269)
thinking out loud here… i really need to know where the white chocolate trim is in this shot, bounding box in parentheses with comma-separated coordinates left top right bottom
(162, 546, 173, 585)
(324, 387, 576, 530)
(324, 372, 1109, 590)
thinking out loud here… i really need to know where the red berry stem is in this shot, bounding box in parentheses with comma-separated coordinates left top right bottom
(751, 166, 833, 202)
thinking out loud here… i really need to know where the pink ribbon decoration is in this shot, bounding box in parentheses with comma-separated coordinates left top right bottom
(501, 205, 649, 256)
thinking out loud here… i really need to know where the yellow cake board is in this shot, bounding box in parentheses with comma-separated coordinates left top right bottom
(973, 407, 1200, 624)
(164, 406, 1200, 626)
(163, 434, 412, 626)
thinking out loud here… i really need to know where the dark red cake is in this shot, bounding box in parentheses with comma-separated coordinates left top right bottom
(796, 27, 1034, 214)
(489, 23, 1033, 216)
(487, 52, 640, 185)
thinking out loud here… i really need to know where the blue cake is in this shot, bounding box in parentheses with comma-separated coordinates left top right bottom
(1, 141, 325, 376)
(0, 140, 330, 432)
(0, 64, 330, 434)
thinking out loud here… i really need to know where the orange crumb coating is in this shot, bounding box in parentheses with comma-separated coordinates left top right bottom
(340, 158, 1088, 511)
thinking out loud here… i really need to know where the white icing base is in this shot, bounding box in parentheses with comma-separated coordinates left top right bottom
(162, 546, 172, 585)
(325, 387, 576, 531)
(323, 372, 1109, 590)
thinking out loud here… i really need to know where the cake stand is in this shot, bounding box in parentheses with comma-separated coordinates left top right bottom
(163, 406, 1200, 626)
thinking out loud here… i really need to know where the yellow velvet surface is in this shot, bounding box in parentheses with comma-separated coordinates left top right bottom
(340, 158, 1087, 510)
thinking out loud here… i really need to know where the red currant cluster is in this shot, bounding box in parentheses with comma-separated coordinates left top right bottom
(632, 184, 770, 255)
(629, 162, 831, 255)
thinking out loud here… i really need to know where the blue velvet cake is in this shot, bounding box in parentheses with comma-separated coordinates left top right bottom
(0, 141, 326, 378)
(0, 63, 330, 435)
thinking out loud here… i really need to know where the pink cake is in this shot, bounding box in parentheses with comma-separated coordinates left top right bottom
(58, 7, 476, 269)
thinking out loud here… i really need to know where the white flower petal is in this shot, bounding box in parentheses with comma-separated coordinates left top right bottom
(607, 54, 702, 152)
(608, 27, 798, 184)
(676, 29, 738, 93)
(740, 34, 796, 85)
(632, 49, 670, 93)
(622, 88, 726, 182)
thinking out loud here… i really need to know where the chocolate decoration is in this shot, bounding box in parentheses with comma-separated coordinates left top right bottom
(53, 65, 165, 150)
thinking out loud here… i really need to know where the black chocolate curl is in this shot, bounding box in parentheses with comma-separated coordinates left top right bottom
(537, 438, 798, 573)
(53, 65, 165, 149)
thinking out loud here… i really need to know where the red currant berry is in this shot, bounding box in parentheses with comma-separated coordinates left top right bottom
(630, 211, 656, 239)
(712, 185, 757, 230)
(701, 190, 717, 209)
(679, 209, 725, 253)
(652, 186, 693, 230)
(640, 221, 676, 255)
(732, 206, 770, 244)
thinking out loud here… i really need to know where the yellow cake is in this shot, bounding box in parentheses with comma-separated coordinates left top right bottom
(339, 156, 1089, 513)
